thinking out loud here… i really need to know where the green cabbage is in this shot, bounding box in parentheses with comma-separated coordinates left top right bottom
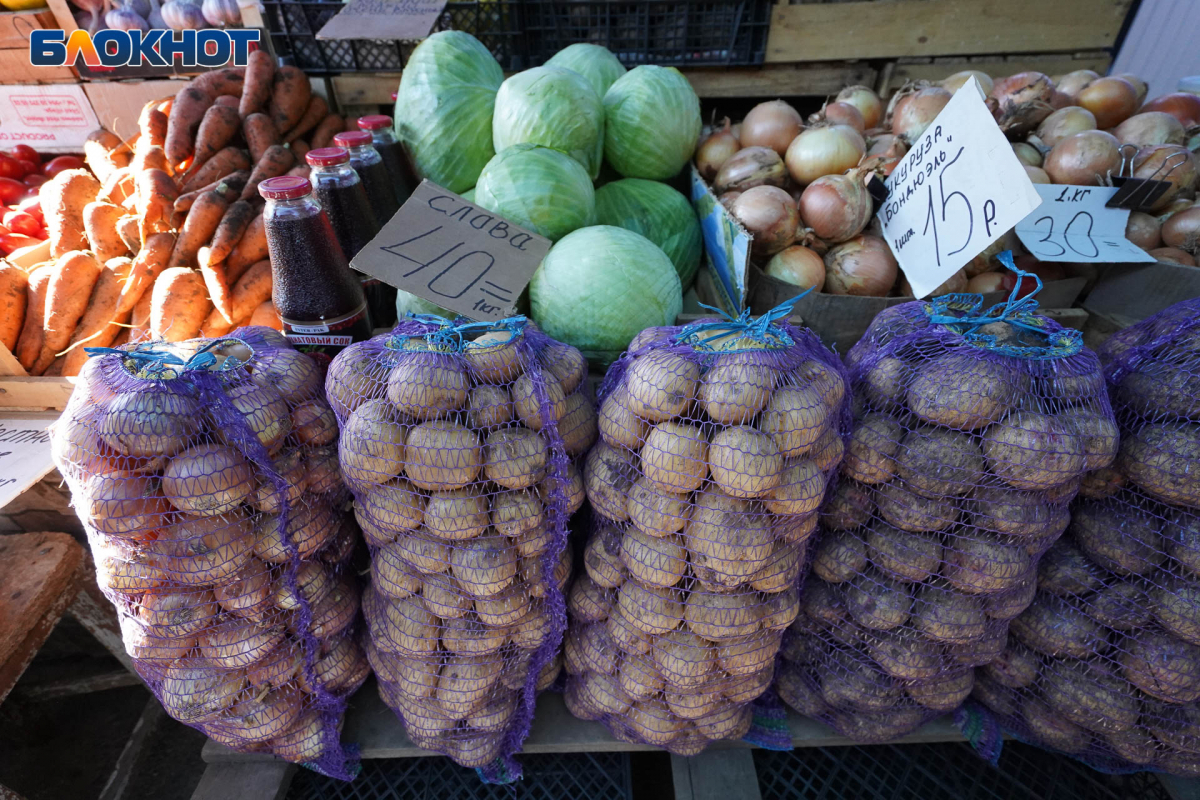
(594, 178, 702, 289)
(531, 225, 682, 366)
(474, 144, 596, 242)
(603, 65, 701, 180)
(493, 66, 605, 178)
(461, 187, 476, 203)
(545, 43, 626, 98)
(394, 31, 503, 193)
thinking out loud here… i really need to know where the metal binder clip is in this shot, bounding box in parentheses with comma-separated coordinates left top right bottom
(1106, 143, 1187, 211)
(866, 173, 889, 215)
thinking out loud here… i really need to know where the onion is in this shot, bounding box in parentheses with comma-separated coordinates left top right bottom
(1161, 198, 1197, 218)
(784, 125, 865, 185)
(892, 86, 951, 144)
(1125, 211, 1162, 250)
(1043, 130, 1120, 185)
(713, 146, 787, 193)
(1149, 247, 1196, 266)
(1054, 70, 1099, 102)
(696, 119, 740, 182)
(899, 268, 967, 298)
(942, 70, 994, 97)
(1133, 145, 1199, 211)
(1140, 93, 1200, 130)
(1012, 142, 1043, 167)
(740, 100, 804, 155)
(990, 72, 1055, 135)
(823, 235, 897, 296)
(836, 86, 883, 129)
(1048, 90, 1072, 110)
(1025, 166, 1051, 184)
(1118, 74, 1149, 105)
(1162, 208, 1200, 255)
(866, 134, 906, 158)
(1036, 106, 1096, 147)
(1114, 111, 1185, 148)
(730, 186, 800, 256)
(798, 171, 873, 243)
(764, 245, 825, 291)
(1078, 77, 1139, 129)
(719, 191, 741, 212)
(967, 272, 1008, 293)
(822, 102, 865, 133)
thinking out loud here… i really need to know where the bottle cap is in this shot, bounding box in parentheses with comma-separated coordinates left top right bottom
(306, 147, 350, 167)
(334, 130, 373, 148)
(259, 175, 312, 200)
(358, 114, 393, 131)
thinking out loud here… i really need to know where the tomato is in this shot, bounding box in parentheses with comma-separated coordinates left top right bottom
(42, 155, 84, 178)
(0, 155, 21, 181)
(17, 196, 43, 224)
(0, 178, 24, 204)
(3, 211, 39, 237)
(0, 232, 40, 255)
(15, 160, 37, 178)
(23, 173, 48, 189)
(0, 224, 8, 237)
(11, 145, 40, 166)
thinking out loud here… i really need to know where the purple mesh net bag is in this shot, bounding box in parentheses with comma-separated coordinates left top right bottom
(562, 305, 852, 756)
(967, 298, 1200, 777)
(49, 328, 367, 778)
(326, 315, 594, 780)
(776, 277, 1116, 743)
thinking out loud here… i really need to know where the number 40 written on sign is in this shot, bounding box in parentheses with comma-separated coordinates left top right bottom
(381, 224, 516, 316)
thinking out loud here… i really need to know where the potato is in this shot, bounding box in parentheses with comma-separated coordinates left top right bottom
(619, 654, 665, 700)
(1011, 596, 1104, 658)
(386, 352, 468, 419)
(627, 478, 689, 537)
(559, 392, 599, 457)
(324, 345, 386, 419)
(717, 631, 781, 676)
(750, 542, 804, 593)
(512, 372, 567, 432)
(876, 480, 960, 532)
(866, 628, 943, 680)
(224, 381, 291, 452)
(423, 488, 489, 541)
(764, 458, 826, 516)
(981, 641, 1039, 689)
(100, 391, 201, 457)
(1072, 499, 1165, 576)
(695, 704, 754, 741)
(162, 444, 254, 516)
(971, 673, 1017, 717)
(542, 461, 585, 515)
(508, 601, 549, 649)
(1146, 701, 1200, 755)
(687, 503, 773, 589)
(607, 607, 652, 654)
(809, 424, 845, 473)
(860, 359, 907, 411)
(467, 692, 518, 734)
(685, 590, 760, 640)
(538, 340, 587, 393)
(624, 349, 700, 422)
(578, 623, 619, 674)
(760, 385, 830, 459)
(895, 427, 984, 497)
(844, 413, 903, 484)
(564, 682, 603, 721)
(576, 671, 633, 716)
(462, 329, 524, 383)
(906, 668, 974, 712)
(467, 385, 512, 430)
(585, 529, 626, 588)
(626, 699, 686, 746)
(865, 522, 942, 583)
(618, 581, 683, 635)
(621, 528, 688, 588)
(708, 426, 783, 499)
(1103, 729, 1159, 766)
(440, 615, 506, 656)
(911, 585, 986, 644)
(983, 411, 1087, 491)
(945, 624, 1006, 666)
(1166, 510, 1200, 578)
(388, 692, 456, 738)
(1036, 539, 1102, 596)
(984, 578, 1037, 622)
(1089, 581, 1150, 631)
(699, 352, 778, 425)
(665, 689, 723, 722)
(490, 489, 543, 539)
(800, 578, 848, 627)
(653, 630, 716, 689)
(819, 650, 900, 711)
(437, 654, 504, 717)
(821, 479, 874, 530)
(1079, 465, 1126, 500)
(597, 387, 651, 450)
(907, 353, 1018, 430)
(358, 478, 425, 539)
(584, 442, 639, 521)
(943, 531, 1034, 595)
(1061, 408, 1119, 471)
(812, 531, 867, 583)
(1117, 362, 1200, 420)
(1153, 581, 1200, 646)
(449, 535, 517, 597)
(760, 587, 800, 630)
(483, 426, 548, 490)
(290, 400, 337, 447)
(971, 485, 1069, 539)
(1023, 697, 1089, 754)
(378, 596, 439, 656)
(1159, 752, 1200, 778)
(405, 421, 482, 490)
(846, 573, 912, 631)
(723, 663, 773, 704)
(774, 512, 818, 545)
(371, 544, 423, 599)
(641, 422, 708, 493)
(1042, 660, 1139, 734)
(1121, 423, 1200, 508)
(777, 662, 830, 717)
(421, 572, 471, 619)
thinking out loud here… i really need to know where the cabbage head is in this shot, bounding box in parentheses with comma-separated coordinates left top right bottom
(474, 144, 596, 242)
(531, 225, 682, 366)
(493, 66, 605, 178)
(545, 43, 626, 98)
(394, 31, 503, 193)
(594, 178, 702, 288)
(603, 65, 701, 180)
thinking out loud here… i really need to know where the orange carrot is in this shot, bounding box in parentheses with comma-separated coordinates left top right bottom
(215, 95, 239, 109)
(240, 49, 275, 119)
(99, 166, 135, 206)
(249, 299, 282, 331)
(186, 104, 241, 179)
(35, 251, 103, 374)
(83, 129, 131, 184)
(165, 86, 215, 167)
(240, 145, 294, 202)
(174, 169, 249, 213)
(44, 169, 101, 258)
(139, 102, 169, 148)
(198, 250, 233, 324)
(151, 267, 211, 341)
(290, 139, 310, 162)
(128, 280, 154, 343)
(61, 260, 128, 376)
(83, 200, 129, 263)
(310, 114, 344, 149)
(0, 262, 28, 353)
(192, 68, 245, 99)
(284, 94, 327, 143)
(181, 147, 250, 194)
(170, 190, 228, 269)
(116, 215, 140, 253)
(243, 113, 280, 164)
(206, 199, 257, 268)
(268, 66, 311, 135)
(130, 144, 171, 175)
(15, 265, 52, 371)
(226, 211, 267, 282)
(229, 259, 272, 322)
(136, 169, 179, 240)
(119, 231, 175, 318)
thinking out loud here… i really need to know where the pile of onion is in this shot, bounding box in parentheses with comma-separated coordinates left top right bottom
(1125, 211, 1162, 251)
(1162, 208, 1200, 256)
(1133, 145, 1199, 211)
(1077, 76, 1139, 129)
(1054, 70, 1099, 103)
(1114, 112, 1185, 148)
(1035, 106, 1096, 148)
(892, 86, 952, 144)
(1043, 130, 1120, 186)
(823, 235, 897, 296)
(990, 72, 1055, 135)
(942, 70, 993, 96)
(730, 185, 800, 257)
(763, 245, 825, 292)
(836, 85, 883, 129)
(713, 146, 787, 194)
(785, 125, 865, 186)
(739, 100, 804, 155)
(1140, 93, 1200, 130)
(798, 170, 873, 243)
(695, 119, 740, 181)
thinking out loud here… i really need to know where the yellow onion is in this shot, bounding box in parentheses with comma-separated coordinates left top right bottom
(299, 636, 369, 694)
(214, 557, 274, 618)
(247, 639, 305, 687)
(96, 546, 168, 594)
(304, 446, 342, 494)
(138, 587, 219, 638)
(798, 171, 873, 243)
(740, 100, 804, 155)
(785, 125, 865, 185)
(255, 503, 339, 563)
(892, 87, 951, 143)
(1025, 166, 1051, 184)
(291, 400, 338, 446)
(1054, 69, 1099, 102)
(1162, 208, 1200, 255)
(695, 118, 741, 182)
(836, 85, 883, 128)
(1044, 130, 1120, 186)
(162, 444, 254, 516)
(822, 102, 865, 133)
(713, 146, 787, 194)
(270, 711, 326, 762)
(1118, 74, 1149, 105)
(1035, 106, 1096, 147)
(1140, 93, 1200, 130)
(1078, 76, 1139, 129)
(1150, 247, 1196, 265)
(1125, 211, 1162, 250)
(719, 191, 740, 212)
(156, 511, 254, 586)
(1133, 145, 1198, 211)
(252, 448, 306, 514)
(730, 185, 800, 256)
(208, 687, 303, 744)
(272, 560, 332, 611)
(100, 391, 201, 458)
(1115, 112, 1185, 148)
(866, 134, 906, 159)
(990, 72, 1054, 135)
(121, 615, 195, 662)
(321, 518, 359, 565)
(199, 619, 287, 668)
(1012, 142, 1043, 167)
(80, 472, 172, 539)
(303, 579, 358, 639)
(823, 235, 897, 296)
(967, 272, 1008, 293)
(52, 414, 120, 478)
(160, 659, 247, 723)
(942, 70, 993, 97)
(248, 348, 320, 404)
(764, 245, 825, 291)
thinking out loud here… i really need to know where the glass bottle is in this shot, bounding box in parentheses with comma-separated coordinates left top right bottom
(357, 114, 414, 205)
(334, 129, 401, 226)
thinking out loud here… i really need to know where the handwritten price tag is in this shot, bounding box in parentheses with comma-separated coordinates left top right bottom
(0, 414, 56, 511)
(877, 78, 1042, 298)
(1015, 184, 1156, 264)
(317, 0, 449, 41)
(352, 180, 552, 322)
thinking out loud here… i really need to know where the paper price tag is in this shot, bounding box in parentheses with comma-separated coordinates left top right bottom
(877, 78, 1042, 298)
(1015, 184, 1157, 264)
(0, 413, 57, 511)
(317, 0, 448, 41)
(351, 180, 552, 322)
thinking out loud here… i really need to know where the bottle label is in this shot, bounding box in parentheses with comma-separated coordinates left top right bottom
(281, 303, 373, 367)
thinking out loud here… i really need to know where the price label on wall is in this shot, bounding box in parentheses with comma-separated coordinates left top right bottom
(352, 180, 553, 322)
(1015, 184, 1157, 263)
(877, 78, 1042, 298)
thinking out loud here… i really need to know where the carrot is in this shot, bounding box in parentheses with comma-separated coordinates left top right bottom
(130, 144, 171, 175)
(268, 66, 311, 135)
(215, 95, 239, 109)
(15, 264, 52, 371)
(240, 49, 275, 119)
(35, 250, 103, 375)
(240, 145, 295, 202)
(0, 262, 28, 353)
(284, 94, 328, 143)
(249, 299, 282, 331)
(128, 280, 154, 343)
(290, 139, 310, 163)
(139, 102, 169, 148)
(192, 68, 245, 99)
(136, 169, 179, 240)
(175, 169, 250, 214)
(119, 231, 175, 318)
(43, 169, 101, 257)
(243, 113, 280, 164)
(198, 251, 233, 324)
(117, 214, 140, 254)
(83, 201, 129, 263)
(165, 86, 215, 167)
(170, 190, 228, 269)
(285, 165, 311, 181)
(181, 147, 250, 194)
(229, 259, 272, 322)
(61, 260, 128, 376)
(151, 267, 211, 342)
(83, 129, 131, 184)
(206, 199, 257, 268)
(186, 104, 242, 180)
(226, 211, 267, 282)
(111, 327, 131, 348)
(309, 114, 344, 149)
(200, 309, 239, 338)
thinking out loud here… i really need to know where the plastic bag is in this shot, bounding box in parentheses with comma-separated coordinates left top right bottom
(50, 328, 365, 777)
(563, 304, 851, 755)
(778, 276, 1116, 743)
(326, 315, 595, 779)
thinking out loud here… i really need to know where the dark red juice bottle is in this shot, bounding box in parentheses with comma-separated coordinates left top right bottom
(358, 114, 414, 205)
(334, 130, 401, 226)
(259, 175, 373, 367)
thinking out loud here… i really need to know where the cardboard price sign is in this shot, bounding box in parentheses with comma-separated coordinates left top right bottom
(317, 0, 448, 41)
(0, 413, 57, 511)
(877, 77, 1041, 298)
(352, 180, 552, 322)
(1015, 184, 1157, 264)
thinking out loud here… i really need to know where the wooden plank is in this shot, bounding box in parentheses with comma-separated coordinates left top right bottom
(1084, 261, 1200, 323)
(331, 73, 403, 107)
(67, 558, 138, 676)
(0, 377, 78, 411)
(766, 0, 1132, 63)
(43, 0, 78, 35)
(1158, 774, 1200, 800)
(884, 53, 1113, 92)
(0, 48, 74, 83)
(671, 749, 762, 800)
(683, 63, 875, 98)
(0, 9, 55, 50)
(0, 344, 25, 379)
(11, 668, 141, 702)
(190, 763, 295, 800)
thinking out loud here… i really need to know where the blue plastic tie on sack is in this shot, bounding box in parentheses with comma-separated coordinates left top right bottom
(674, 290, 811, 352)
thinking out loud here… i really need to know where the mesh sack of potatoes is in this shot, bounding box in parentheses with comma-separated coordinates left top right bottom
(777, 277, 1116, 743)
(327, 315, 594, 778)
(966, 298, 1200, 777)
(49, 328, 367, 777)
(561, 306, 851, 755)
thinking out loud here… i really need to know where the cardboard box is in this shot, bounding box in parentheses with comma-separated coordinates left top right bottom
(84, 78, 180, 140)
(0, 7, 75, 84)
(1083, 261, 1200, 324)
(0, 83, 98, 152)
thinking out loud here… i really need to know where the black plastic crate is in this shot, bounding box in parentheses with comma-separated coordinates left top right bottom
(522, 0, 771, 68)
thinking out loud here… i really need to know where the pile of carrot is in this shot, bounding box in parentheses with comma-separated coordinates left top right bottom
(1, 52, 344, 376)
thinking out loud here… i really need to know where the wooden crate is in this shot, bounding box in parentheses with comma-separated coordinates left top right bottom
(0, 7, 74, 83)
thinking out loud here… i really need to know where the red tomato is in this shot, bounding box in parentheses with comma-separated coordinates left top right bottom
(23, 173, 48, 189)
(0, 178, 24, 204)
(11, 145, 40, 166)
(17, 196, 43, 224)
(3, 211, 39, 236)
(0, 224, 9, 237)
(0, 155, 21, 181)
(0, 232, 39, 255)
(42, 155, 84, 178)
(15, 160, 37, 178)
